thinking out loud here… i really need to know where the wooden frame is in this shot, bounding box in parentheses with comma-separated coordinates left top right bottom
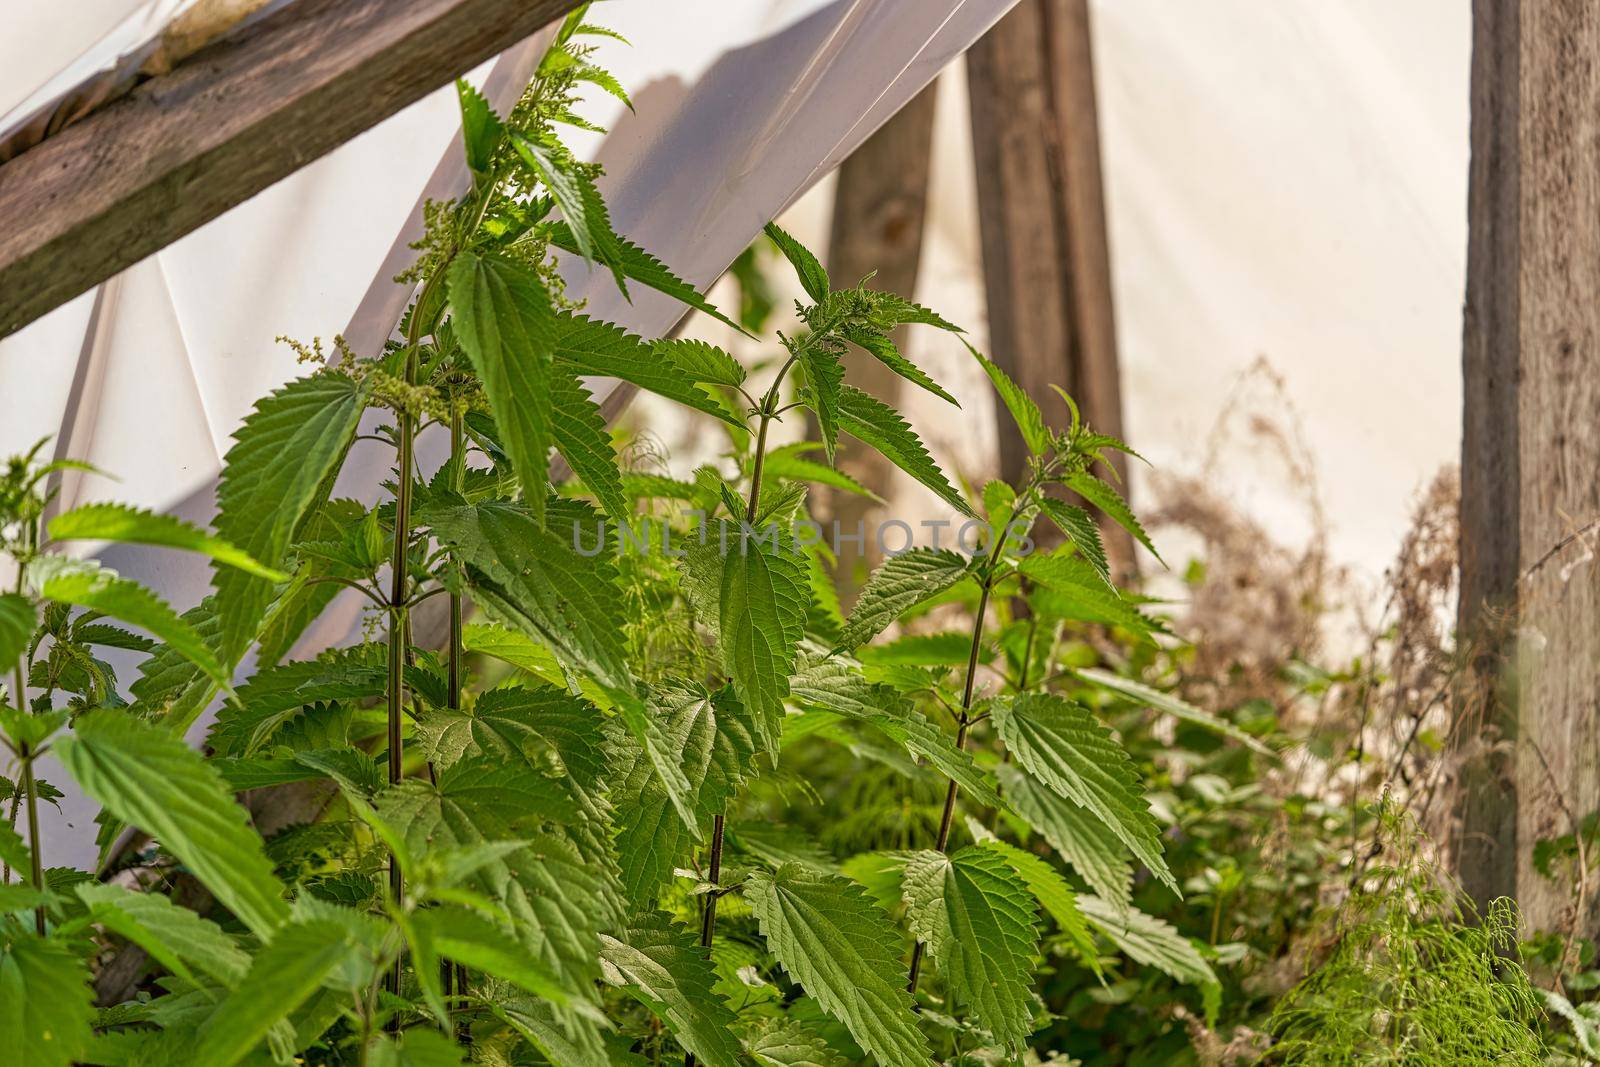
(0, 0, 578, 339)
(966, 0, 1132, 571)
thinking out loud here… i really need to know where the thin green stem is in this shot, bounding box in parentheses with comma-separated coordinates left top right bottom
(1, 793, 18, 883)
(689, 368, 788, 1067)
(12, 523, 44, 935)
(20, 745, 43, 935)
(383, 314, 426, 999)
(907, 506, 1017, 993)
(444, 403, 470, 1035)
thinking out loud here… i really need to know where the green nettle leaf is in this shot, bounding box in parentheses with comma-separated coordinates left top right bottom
(960, 339, 1049, 457)
(55, 710, 289, 937)
(749, 1021, 851, 1067)
(1035, 497, 1110, 587)
(834, 548, 971, 651)
(798, 340, 845, 461)
(206, 651, 385, 757)
(1063, 471, 1162, 563)
(902, 845, 1040, 1052)
(550, 313, 743, 428)
(971, 838, 1101, 974)
(449, 250, 557, 526)
(0, 935, 94, 1067)
(764, 221, 831, 304)
(0, 592, 36, 674)
(998, 763, 1132, 907)
(615, 689, 700, 837)
(764, 443, 881, 501)
(491, 997, 624, 1067)
(654, 338, 746, 386)
(1074, 667, 1275, 755)
(872, 292, 963, 333)
(599, 915, 743, 1067)
(415, 905, 569, 1003)
(719, 535, 809, 753)
(546, 226, 748, 335)
(858, 631, 974, 668)
(1077, 894, 1218, 989)
(460, 622, 565, 684)
(47, 503, 288, 581)
(378, 757, 619, 995)
(841, 851, 913, 912)
(456, 78, 505, 176)
(1019, 550, 1157, 639)
(0, 883, 55, 913)
(414, 684, 607, 788)
(30, 556, 231, 692)
(846, 328, 958, 407)
(837, 385, 972, 517)
(190, 919, 364, 1067)
(368, 1027, 468, 1067)
(612, 683, 758, 903)
(745, 865, 931, 1067)
(213, 371, 366, 662)
(789, 657, 1002, 808)
(994, 695, 1175, 895)
(425, 499, 630, 697)
(513, 132, 603, 264)
(548, 366, 629, 520)
(77, 883, 250, 987)
(0, 819, 31, 873)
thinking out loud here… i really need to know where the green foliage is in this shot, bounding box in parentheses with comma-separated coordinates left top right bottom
(0, 934, 94, 1067)
(600, 915, 744, 1067)
(834, 548, 971, 651)
(747, 864, 930, 1067)
(29, 556, 231, 692)
(448, 251, 556, 525)
(995, 693, 1177, 895)
(836, 386, 971, 517)
(1, 17, 1517, 1067)
(718, 534, 809, 753)
(0, 591, 35, 672)
(212, 371, 365, 662)
(190, 917, 370, 1067)
(76, 883, 249, 987)
(54, 710, 288, 937)
(1268, 814, 1545, 1065)
(962, 338, 1048, 457)
(902, 845, 1040, 1051)
(48, 502, 287, 581)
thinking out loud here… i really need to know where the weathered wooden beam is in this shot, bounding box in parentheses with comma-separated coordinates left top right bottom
(966, 0, 1132, 571)
(1455, 0, 1600, 941)
(824, 80, 940, 597)
(0, 0, 579, 340)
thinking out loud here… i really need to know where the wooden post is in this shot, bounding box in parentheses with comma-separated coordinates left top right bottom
(0, 0, 579, 340)
(824, 81, 940, 596)
(966, 0, 1132, 571)
(1456, 1, 1600, 941)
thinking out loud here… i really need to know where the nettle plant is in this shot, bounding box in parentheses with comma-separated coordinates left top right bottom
(0, 12, 1262, 1067)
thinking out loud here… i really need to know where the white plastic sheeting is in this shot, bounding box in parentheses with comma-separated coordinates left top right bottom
(0, 0, 1019, 867)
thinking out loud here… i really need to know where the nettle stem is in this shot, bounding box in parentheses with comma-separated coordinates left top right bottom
(383, 305, 428, 996)
(444, 402, 469, 1027)
(697, 414, 772, 942)
(906, 470, 1054, 993)
(689, 356, 793, 1067)
(12, 527, 44, 934)
(20, 741, 44, 935)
